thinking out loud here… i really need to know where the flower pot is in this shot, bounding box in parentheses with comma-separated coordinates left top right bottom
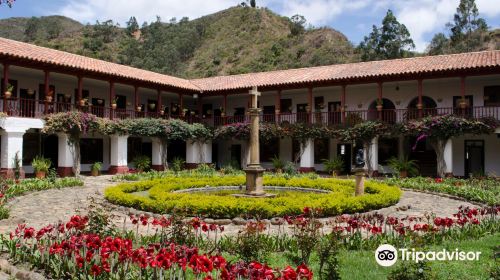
(416, 103, 423, 110)
(46, 96, 53, 102)
(97, 99, 103, 105)
(35, 171, 46, 179)
(160, 110, 165, 115)
(221, 112, 225, 117)
(459, 101, 468, 109)
(90, 169, 99, 177)
(111, 103, 117, 110)
(376, 105, 383, 111)
(4, 91, 11, 98)
(149, 103, 156, 110)
(137, 106, 142, 112)
(399, 170, 408, 178)
(79, 100, 86, 107)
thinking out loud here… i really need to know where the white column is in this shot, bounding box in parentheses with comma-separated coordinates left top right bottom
(186, 140, 199, 167)
(108, 135, 129, 174)
(364, 137, 378, 175)
(200, 141, 212, 164)
(300, 139, 315, 171)
(279, 138, 292, 163)
(1, 130, 25, 170)
(444, 139, 453, 176)
(57, 133, 74, 177)
(152, 138, 164, 170)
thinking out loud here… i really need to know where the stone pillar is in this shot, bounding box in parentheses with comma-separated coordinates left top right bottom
(57, 133, 74, 177)
(108, 135, 129, 174)
(151, 138, 164, 171)
(444, 139, 453, 177)
(299, 139, 315, 172)
(0, 130, 25, 178)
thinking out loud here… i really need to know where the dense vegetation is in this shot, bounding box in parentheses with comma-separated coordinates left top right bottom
(1, 1, 498, 78)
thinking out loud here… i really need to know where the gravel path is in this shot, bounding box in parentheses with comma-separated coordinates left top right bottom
(0, 176, 478, 235)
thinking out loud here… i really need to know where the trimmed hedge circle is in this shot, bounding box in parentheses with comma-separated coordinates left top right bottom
(105, 175, 402, 219)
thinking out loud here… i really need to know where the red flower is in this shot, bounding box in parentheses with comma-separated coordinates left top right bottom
(435, 178, 443, 183)
(91, 264, 102, 276)
(296, 264, 313, 279)
(281, 266, 297, 279)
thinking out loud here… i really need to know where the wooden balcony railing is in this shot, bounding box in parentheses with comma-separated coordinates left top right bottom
(2, 98, 500, 128)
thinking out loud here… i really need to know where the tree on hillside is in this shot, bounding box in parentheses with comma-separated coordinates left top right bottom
(45, 17, 63, 39)
(449, 0, 488, 52)
(289, 14, 306, 36)
(24, 17, 40, 41)
(250, 0, 256, 8)
(126, 16, 139, 36)
(359, 9, 415, 61)
(427, 0, 489, 55)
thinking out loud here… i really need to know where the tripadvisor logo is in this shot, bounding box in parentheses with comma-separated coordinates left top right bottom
(375, 244, 481, 267)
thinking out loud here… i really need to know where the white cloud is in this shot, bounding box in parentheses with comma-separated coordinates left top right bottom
(476, 0, 500, 18)
(55, 0, 236, 25)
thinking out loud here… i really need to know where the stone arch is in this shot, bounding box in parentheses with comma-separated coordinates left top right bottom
(368, 98, 396, 122)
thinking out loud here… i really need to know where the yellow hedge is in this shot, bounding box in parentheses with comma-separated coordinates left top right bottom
(104, 175, 401, 218)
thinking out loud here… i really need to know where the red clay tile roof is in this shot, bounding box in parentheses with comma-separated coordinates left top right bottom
(1, 37, 500, 94)
(0, 37, 199, 91)
(191, 50, 500, 92)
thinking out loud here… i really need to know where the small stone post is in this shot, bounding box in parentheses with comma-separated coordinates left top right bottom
(353, 167, 366, 196)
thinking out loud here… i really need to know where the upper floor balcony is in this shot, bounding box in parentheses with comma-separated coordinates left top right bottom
(3, 96, 500, 127)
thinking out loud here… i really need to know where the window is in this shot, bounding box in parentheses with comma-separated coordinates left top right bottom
(314, 138, 329, 164)
(484, 86, 500, 106)
(260, 138, 279, 162)
(80, 138, 103, 164)
(116, 95, 126, 109)
(280, 99, 292, 113)
(378, 137, 399, 165)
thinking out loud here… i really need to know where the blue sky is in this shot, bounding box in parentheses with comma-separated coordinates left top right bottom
(1, 0, 499, 51)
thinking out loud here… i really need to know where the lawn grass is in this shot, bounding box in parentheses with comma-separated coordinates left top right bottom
(266, 233, 499, 279)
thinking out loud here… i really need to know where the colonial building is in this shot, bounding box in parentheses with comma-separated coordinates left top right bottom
(1, 37, 500, 177)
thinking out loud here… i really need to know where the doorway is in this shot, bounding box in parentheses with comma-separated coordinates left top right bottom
(464, 140, 484, 177)
(297, 103, 309, 123)
(230, 144, 242, 168)
(328, 101, 342, 125)
(336, 143, 352, 174)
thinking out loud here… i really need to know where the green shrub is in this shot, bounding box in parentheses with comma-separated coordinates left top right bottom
(105, 175, 401, 219)
(91, 162, 102, 172)
(171, 157, 185, 172)
(271, 155, 284, 172)
(32, 156, 51, 173)
(132, 155, 151, 172)
(322, 158, 344, 175)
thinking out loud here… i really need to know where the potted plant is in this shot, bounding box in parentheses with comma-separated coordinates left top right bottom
(387, 156, 419, 178)
(4, 84, 13, 98)
(32, 156, 51, 179)
(376, 99, 383, 111)
(79, 98, 87, 107)
(132, 155, 151, 173)
(136, 105, 142, 112)
(90, 162, 102, 176)
(322, 157, 344, 177)
(458, 98, 468, 109)
(111, 97, 119, 109)
(182, 108, 188, 117)
(271, 155, 284, 173)
(149, 103, 156, 110)
(160, 106, 165, 115)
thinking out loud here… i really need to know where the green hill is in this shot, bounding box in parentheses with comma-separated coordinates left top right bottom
(0, 6, 358, 78)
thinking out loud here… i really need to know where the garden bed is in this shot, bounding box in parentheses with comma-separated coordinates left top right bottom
(386, 177, 500, 206)
(105, 175, 401, 218)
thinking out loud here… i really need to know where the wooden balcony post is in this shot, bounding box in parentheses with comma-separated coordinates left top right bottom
(276, 89, 281, 124)
(417, 79, 423, 118)
(157, 89, 162, 116)
(460, 76, 467, 116)
(2, 64, 9, 113)
(178, 93, 184, 118)
(77, 76, 83, 109)
(223, 93, 227, 125)
(198, 95, 203, 119)
(109, 81, 115, 120)
(134, 86, 139, 113)
(44, 70, 50, 115)
(341, 84, 346, 124)
(377, 82, 383, 120)
(308, 86, 313, 123)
